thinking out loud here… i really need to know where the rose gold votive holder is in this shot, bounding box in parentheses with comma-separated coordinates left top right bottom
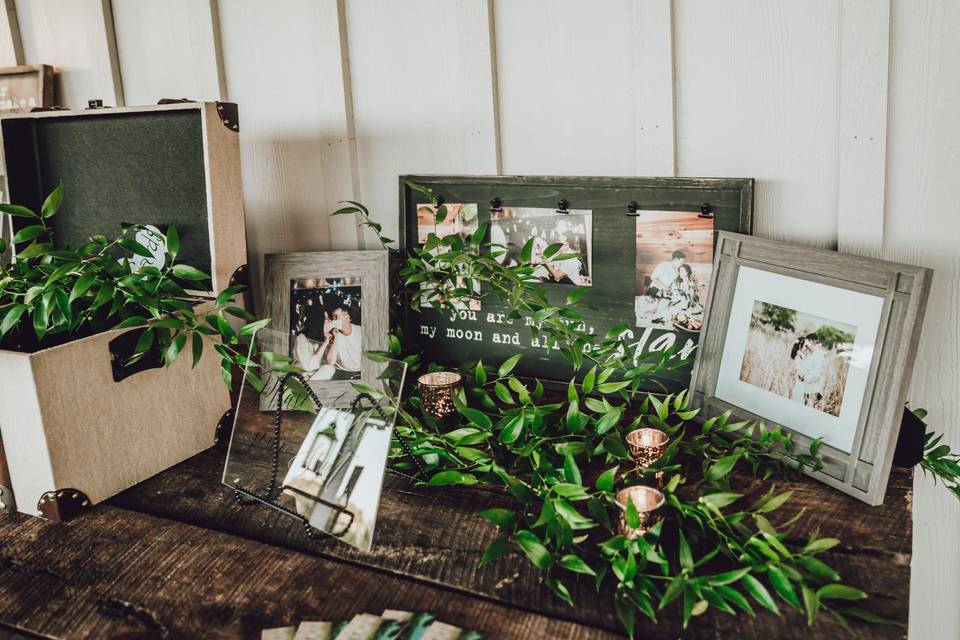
(625, 427, 669, 468)
(418, 371, 463, 421)
(616, 486, 666, 539)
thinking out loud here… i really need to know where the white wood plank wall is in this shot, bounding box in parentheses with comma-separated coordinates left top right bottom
(7, 2, 959, 636)
(345, 0, 499, 244)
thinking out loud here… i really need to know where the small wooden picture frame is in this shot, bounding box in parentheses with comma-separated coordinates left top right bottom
(690, 232, 932, 505)
(262, 251, 389, 407)
(0, 65, 54, 114)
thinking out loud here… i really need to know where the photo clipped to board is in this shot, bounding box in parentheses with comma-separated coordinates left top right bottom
(416, 202, 479, 240)
(634, 210, 714, 332)
(290, 277, 363, 382)
(416, 202, 481, 310)
(490, 207, 593, 286)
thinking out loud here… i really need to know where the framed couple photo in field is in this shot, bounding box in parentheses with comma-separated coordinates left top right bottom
(691, 232, 932, 505)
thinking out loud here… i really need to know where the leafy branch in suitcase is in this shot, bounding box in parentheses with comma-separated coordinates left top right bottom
(0, 184, 273, 388)
(335, 182, 929, 636)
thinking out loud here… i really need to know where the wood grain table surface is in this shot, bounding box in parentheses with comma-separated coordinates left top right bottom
(0, 397, 913, 640)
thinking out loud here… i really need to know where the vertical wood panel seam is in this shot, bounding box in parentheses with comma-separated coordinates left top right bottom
(869, 0, 890, 251)
(667, 0, 678, 177)
(337, 0, 363, 250)
(3, 0, 23, 65)
(100, 0, 125, 106)
(208, 0, 228, 101)
(486, 0, 502, 175)
(879, 0, 894, 255)
(834, 0, 844, 248)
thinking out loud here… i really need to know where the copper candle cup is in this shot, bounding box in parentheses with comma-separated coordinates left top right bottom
(625, 426, 669, 486)
(626, 427, 669, 466)
(615, 485, 666, 539)
(418, 371, 463, 420)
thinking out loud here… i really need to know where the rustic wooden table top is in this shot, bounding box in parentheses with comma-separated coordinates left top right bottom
(0, 402, 913, 640)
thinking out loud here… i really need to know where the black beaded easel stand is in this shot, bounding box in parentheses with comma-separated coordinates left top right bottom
(231, 372, 424, 541)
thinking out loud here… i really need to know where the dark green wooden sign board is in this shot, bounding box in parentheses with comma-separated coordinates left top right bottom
(399, 175, 753, 393)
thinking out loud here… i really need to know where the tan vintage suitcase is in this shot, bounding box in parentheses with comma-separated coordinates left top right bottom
(0, 101, 246, 520)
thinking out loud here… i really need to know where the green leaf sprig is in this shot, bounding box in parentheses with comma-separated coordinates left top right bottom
(0, 184, 275, 387)
(917, 408, 960, 500)
(337, 184, 919, 636)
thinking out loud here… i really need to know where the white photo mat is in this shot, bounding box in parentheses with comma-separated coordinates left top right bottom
(714, 266, 884, 453)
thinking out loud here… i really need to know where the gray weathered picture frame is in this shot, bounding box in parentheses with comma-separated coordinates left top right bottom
(690, 232, 932, 505)
(262, 251, 389, 407)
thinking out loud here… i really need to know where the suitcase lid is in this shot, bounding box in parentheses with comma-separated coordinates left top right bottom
(0, 101, 246, 295)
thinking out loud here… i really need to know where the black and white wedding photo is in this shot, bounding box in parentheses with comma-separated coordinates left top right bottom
(290, 277, 363, 381)
(416, 202, 482, 310)
(490, 207, 593, 286)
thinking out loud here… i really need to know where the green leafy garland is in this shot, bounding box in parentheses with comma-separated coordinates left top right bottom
(336, 183, 958, 636)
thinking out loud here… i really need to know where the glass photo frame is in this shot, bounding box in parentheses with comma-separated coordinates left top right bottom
(223, 328, 408, 551)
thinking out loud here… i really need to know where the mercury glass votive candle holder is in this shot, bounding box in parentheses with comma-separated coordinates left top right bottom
(418, 371, 463, 420)
(616, 485, 666, 539)
(625, 427, 669, 469)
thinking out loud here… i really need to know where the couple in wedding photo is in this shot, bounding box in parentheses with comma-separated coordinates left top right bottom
(739, 300, 856, 418)
(634, 249, 706, 331)
(489, 207, 593, 286)
(633, 210, 714, 332)
(290, 278, 363, 381)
